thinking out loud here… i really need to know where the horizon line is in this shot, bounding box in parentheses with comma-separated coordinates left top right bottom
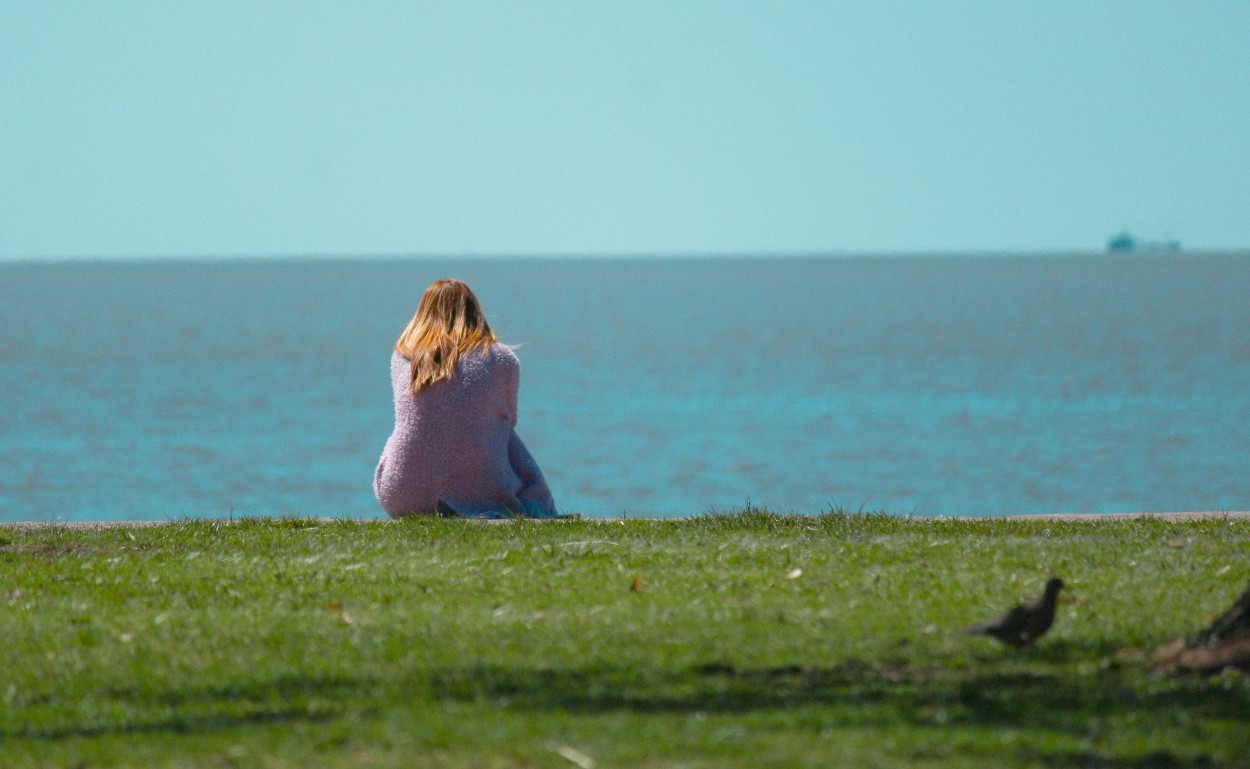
(4, 247, 1249, 263)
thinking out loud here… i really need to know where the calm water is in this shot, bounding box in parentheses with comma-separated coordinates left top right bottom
(2, 254, 1249, 521)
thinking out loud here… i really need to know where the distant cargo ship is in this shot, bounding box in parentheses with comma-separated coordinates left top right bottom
(1106, 232, 1181, 253)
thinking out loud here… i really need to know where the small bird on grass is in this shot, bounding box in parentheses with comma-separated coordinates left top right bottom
(966, 577, 1065, 647)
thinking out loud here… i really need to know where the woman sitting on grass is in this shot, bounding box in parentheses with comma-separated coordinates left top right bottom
(373, 279, 558, 519)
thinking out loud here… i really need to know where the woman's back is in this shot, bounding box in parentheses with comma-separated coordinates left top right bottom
(374, 342, 556, 518)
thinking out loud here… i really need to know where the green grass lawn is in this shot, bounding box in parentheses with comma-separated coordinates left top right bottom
(2, 511, 1248, 768)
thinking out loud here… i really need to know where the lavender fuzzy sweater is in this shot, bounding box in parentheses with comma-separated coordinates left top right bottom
(373, 343, 557, 518)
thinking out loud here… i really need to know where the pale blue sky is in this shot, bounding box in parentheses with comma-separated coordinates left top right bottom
(2, 1, 1248, 258)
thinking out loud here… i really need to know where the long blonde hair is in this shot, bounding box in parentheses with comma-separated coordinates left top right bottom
(395, 279, 498, 394)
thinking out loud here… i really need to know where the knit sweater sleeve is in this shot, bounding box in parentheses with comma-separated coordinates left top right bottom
(509, 429, 557, 516)
(496, 344, 556, 515)
(490, 345, 520, 430)
(499, 344, 520, 428)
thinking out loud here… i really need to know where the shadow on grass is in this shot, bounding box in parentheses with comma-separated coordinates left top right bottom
(7, 647, 1244, 768)
(426, 658, 1250, 730)
(424, 644, 1244, 766)
(4, 674, 356, 742)
(1024, 750, 1219, 769)
(10, 706, 335, 743)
